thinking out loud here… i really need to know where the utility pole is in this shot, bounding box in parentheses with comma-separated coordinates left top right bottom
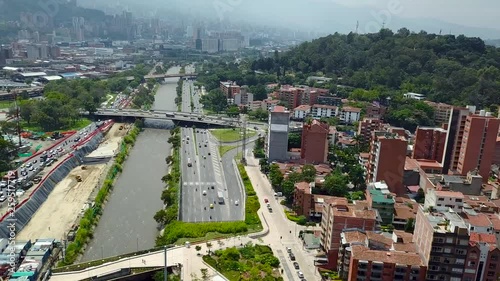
(164, 246, 168, 281)
(14, 91, 22, 148)
(241, 118, 247, 165)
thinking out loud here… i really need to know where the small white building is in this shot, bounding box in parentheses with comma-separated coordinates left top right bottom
(312, 104, 338, 118)
(339, 106, 361, 124)
(424, 189, 464, 212)
(404, 92, 425, 100)
(293, 105, 311, 120)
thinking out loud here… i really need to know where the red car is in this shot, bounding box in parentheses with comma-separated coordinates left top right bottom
(264, 198, 269, 203)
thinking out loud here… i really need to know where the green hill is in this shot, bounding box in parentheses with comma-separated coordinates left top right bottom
(254, 28, 500, 108)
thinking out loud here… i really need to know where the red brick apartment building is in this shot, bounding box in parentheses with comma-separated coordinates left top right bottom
(357, 118, 383, 145)
(367, 132, 408, 195)
(365, 102, 387, 119)
(293, 181, 340, 218)
(320, 199, 378, 269)
(337, 230, 427, 281)
(463, 232, 500, 281)
(457, 114, 500, 182)
(413, 206, 470, 281)
(277, 85, 328, 109)
(219, 81, 240, 98)
(301, 120, 329, 164)
(412, 127, 447, 162)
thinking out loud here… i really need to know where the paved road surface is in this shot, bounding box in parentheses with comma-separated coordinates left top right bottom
(179, 77, 243, 222)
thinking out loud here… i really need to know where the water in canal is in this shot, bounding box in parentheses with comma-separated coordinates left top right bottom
(81, 69, 180, 261)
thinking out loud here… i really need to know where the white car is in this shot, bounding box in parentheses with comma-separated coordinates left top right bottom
(235, 200, 239, 206)
(203, 190, 207, 196)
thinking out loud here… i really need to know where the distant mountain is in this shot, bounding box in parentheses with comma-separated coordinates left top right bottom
(485, 39, 500, 47)
(0, 0, 107, 29)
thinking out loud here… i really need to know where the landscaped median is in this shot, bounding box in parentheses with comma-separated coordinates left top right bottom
(211, 128, 257, 143)
(154, 132, 261, 246)
(58, 121, 144, 267)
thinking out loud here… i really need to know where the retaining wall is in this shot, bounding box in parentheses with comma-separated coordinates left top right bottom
(0, 129, 106, 238)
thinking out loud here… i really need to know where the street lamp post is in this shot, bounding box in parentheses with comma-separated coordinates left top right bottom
(164, 246, 167, 281)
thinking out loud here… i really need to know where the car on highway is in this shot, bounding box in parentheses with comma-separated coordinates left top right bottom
(264, 198, 269, 203)
(235, 200, 239, 206)
(0, 195, 6, 202)
(286, 247, 292, 254)
(203, 190, 207, 195)
(210, 203, 214, 209)
(293, 262, 300, 269)
(290, 253, 296, 261)
(297, 271, 304, 278)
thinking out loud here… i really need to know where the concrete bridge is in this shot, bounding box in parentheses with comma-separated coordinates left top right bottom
(87, 108, 243, 128)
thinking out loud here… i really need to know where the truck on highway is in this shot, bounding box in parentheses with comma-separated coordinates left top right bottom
(217, 191, 224, 204)
(187, 158, 192, 167)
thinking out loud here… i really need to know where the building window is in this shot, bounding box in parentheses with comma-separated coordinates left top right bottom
(468, 261, 476, 267)
(456, 249, 466, 255)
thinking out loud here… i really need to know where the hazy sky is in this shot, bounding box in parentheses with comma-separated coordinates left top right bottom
(330, 0, 500, 29)
(86, 0, 500, 38)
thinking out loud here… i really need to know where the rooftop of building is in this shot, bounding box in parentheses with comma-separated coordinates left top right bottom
(424, 207, 468, 233)
(462, 212, 492, 227)
(330, 201, 377, 220)
(342, 231, 367, 244)
(295, 181, 310, 192)
(417, 126, 447, 132)
(469, 232, 498, 249)
(359, 152, 370, 159)
(416, 159, 443, 170)
(312, 104, 338, 109)
(294, 104, 311, 111)
(272, 105, 288, 113)
(434, 190, 465, 199)
(350, 245, 424, 266)
(341, 106, 362, 112)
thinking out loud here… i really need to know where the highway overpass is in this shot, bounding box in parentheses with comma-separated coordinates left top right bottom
(87, 109, 243, 127)
(144, 73, 198, 79)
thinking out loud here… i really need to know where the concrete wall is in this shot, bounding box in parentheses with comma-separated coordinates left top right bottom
(0, 131, 105, 238)
(268, 131, 288, 161)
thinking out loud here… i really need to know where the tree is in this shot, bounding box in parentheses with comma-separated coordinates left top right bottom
(0, 138, 15, 172)
(404, 218, 415, 232)
(288, 132, 301, 149)
(301, 164, 316, 183)
(282, 180, 295, 202)
(322, 169, 349, 197)
(200, 269, 209, 281)
(268, 164, 284, 188)
(200, 89, 228, 113)
(206, 242, 213, 254)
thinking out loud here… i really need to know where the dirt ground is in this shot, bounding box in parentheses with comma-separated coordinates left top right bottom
(16, 123, 129, 240)
(86, 123, 129, 158)
(17, 164, 106, 240)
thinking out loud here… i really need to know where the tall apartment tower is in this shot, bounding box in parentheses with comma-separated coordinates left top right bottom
(456, 114, 500, 182)
(412, 127, 447, 162)
(300, 120, 329, 164)
(367, 132, 408, 196)
(442, 107, 471, 174)
(413, 206, 470, 281)
(266, 106, 289, 161)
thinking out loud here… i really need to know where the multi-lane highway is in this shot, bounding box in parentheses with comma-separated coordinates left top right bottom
(179, 76, 243, 222)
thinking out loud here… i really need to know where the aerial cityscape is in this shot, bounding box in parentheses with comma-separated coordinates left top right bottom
(1, 1, 500, 281)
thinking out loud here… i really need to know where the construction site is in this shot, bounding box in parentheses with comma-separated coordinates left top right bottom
(17, 123, 130, 243)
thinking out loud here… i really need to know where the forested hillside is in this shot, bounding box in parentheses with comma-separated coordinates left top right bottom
(254, 28, 500, 108)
